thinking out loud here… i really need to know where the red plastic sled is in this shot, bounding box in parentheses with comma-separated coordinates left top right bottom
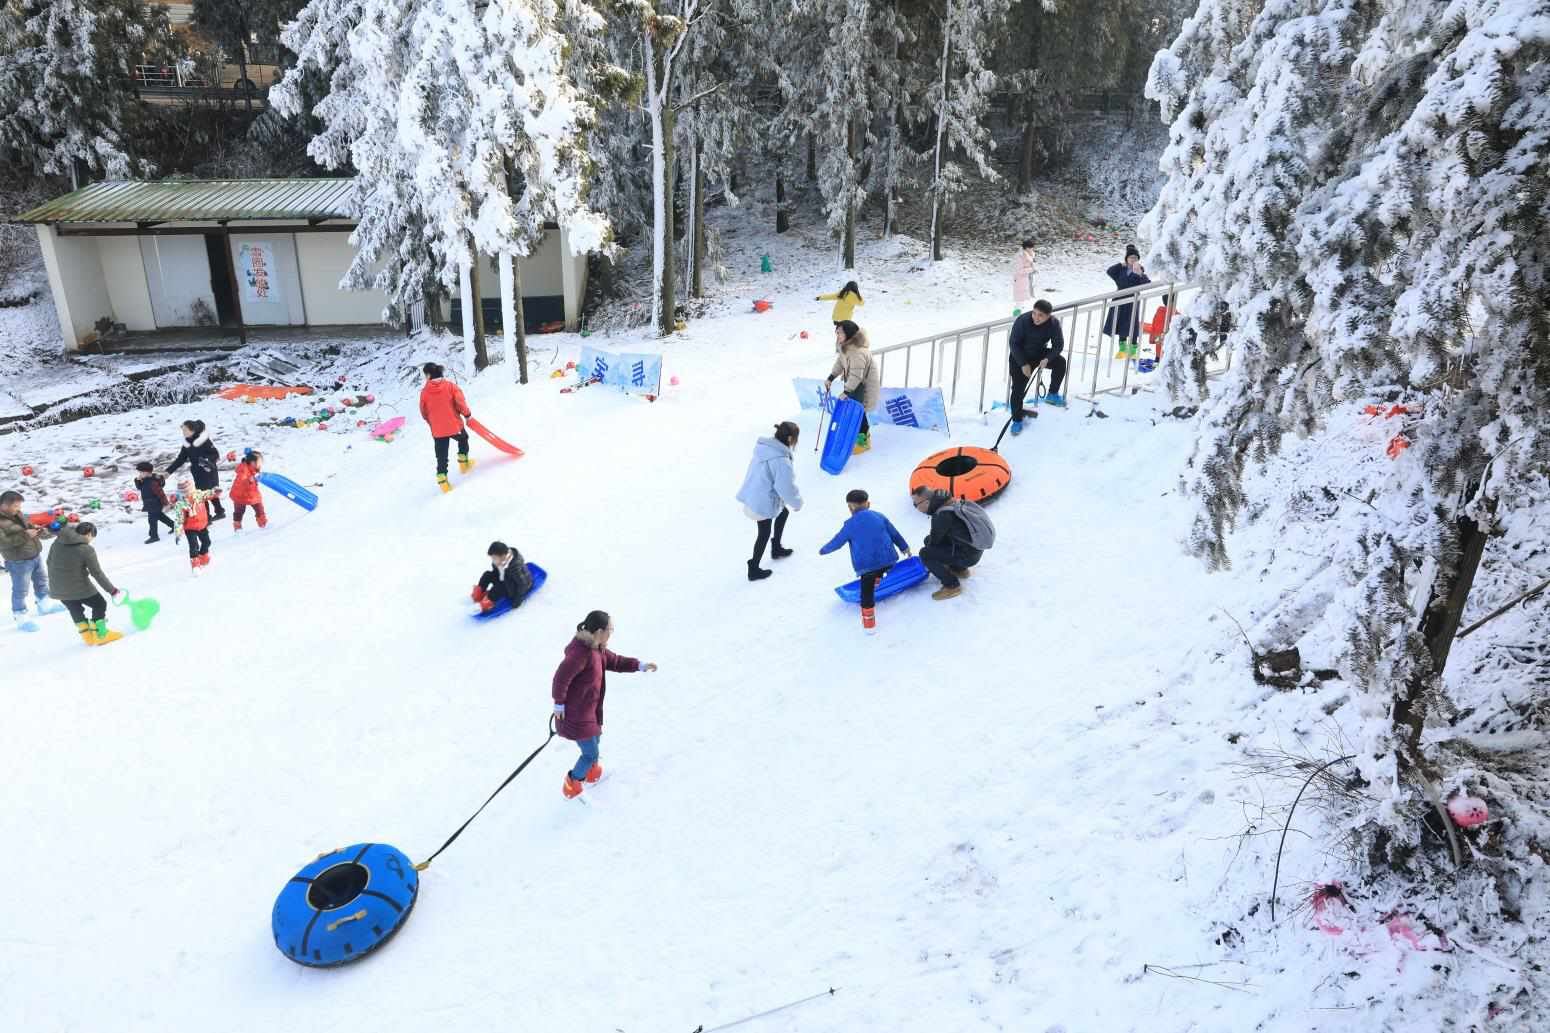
(467, 417, 524, 458)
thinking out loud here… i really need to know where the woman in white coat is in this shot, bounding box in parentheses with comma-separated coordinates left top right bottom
(735, 421, 803, 581)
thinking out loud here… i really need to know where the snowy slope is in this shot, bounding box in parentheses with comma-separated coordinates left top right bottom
(0, 249, 1506, 1031)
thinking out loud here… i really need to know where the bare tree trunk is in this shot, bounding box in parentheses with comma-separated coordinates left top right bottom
(806, 131, 817, 182)
(514, 263, 528, 383)
(1017, 120, 1035, 193)
(691, 141, 706, 298)
(776, 170, 789, 234)
(929, 0, 954, 262)
(843, 117, 857, 270)
(659, 102, 678, 334)
(468, 256, 489, 370)
(1396, 511, 1490, 767)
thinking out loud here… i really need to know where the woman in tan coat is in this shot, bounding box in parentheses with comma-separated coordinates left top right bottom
(825, 320, 881, 452)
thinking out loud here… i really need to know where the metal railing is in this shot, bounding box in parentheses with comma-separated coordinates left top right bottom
(870, 279, 1231, 412)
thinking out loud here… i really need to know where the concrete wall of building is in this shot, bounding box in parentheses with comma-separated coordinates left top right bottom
(140, 235, 218, 328)
(228, 233, 306, 326)
(97, 237, 156, 332)
(294, 234, 390, 325)
(35, 227, 114, 350)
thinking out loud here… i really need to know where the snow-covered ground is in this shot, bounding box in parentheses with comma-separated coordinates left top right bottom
(0, 229, 1529, 1030)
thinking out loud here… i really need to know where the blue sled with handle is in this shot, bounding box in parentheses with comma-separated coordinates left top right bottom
(258, 472, 318, 511)
(472, 563, 548, 621)
(819, 397, 866, 476)
(834, 557, 928, 604)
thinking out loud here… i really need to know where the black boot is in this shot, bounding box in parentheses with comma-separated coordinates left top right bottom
(770, 543, 793, 559)
(747, 559, 772, 582)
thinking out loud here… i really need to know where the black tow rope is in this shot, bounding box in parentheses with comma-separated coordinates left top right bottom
(413, 717, 557, 872)
(990, 367, 1043, 453)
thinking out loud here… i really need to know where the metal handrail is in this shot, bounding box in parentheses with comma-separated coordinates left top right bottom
(869, 278, 1225, 412)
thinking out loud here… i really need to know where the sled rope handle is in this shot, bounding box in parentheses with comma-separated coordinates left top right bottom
(414, 717, 557, 872)
(325, 909, 367, 932)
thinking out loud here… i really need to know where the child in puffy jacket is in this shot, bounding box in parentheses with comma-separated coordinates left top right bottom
(818, 488, 910, 635)
(418, 362, 473, 493)
(133, 462, 175, 544)
(171, 478, 215, 571)
(230, 451, 266, 530)
(472, 540, 534, 613)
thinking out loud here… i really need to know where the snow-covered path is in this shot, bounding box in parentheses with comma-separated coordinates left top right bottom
(3, 238, 1392, 1031)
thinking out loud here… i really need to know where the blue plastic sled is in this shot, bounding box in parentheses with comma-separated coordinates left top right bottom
(258, 472, 318, 511)
(819, 397, 866, 475)
(834, 557, 929, 603)
(472, 563, 548, 621)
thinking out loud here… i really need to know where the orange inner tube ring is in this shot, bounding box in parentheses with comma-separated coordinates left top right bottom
(909, 446, 1011, 503)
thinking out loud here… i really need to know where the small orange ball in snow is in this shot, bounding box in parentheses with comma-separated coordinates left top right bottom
(20, 465, 33, 476)
(125, 491, 140, 502)
(67, 513, 80, 522)
(83, 466, 95, 477)
(226, 450, 237, 461)
(670, 375, 680, 386)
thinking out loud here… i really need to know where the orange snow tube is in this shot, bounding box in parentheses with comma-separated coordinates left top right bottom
(909, 446, 1011, 503)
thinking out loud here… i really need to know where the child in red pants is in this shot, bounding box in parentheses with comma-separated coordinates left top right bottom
(230, 451, 267, 530)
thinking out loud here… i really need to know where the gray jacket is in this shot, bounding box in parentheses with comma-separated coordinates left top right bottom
(45, 526, 118, 601)
(736, 436, 803, 520)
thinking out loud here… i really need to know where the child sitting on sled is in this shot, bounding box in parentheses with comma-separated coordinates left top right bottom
(472, 540, 534, 613)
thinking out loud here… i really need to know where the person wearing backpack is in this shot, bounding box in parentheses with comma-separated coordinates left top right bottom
(910, 486, 994, 600)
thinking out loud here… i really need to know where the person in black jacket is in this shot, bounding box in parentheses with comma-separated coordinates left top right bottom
(133, 462, 175, 543)
(1104, 245, 1151, 359)
(165, 419, 226, 519)
(910, 486, 985, 600)
(1007, 298, 1067, 431)
(473, 541, 534, 613)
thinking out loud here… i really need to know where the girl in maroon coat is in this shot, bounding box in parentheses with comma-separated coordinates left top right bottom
(552, 610, 658, 799)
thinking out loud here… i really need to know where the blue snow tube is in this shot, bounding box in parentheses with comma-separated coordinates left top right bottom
(272, 842, 418, 967)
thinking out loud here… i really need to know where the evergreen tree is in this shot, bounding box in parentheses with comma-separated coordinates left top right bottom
(276, 0, 614, 377)
(0, 0, 179, 184)
(923, 0, 1010, 261)
(1144, 0, 1550, 852)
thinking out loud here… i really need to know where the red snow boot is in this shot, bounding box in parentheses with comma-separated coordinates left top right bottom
(256, 512, 268, 528)
(472, 585, 487, 603)
(563, 774, 584, 799)
(478, 596, 495, 613)
(233, 519, 243, 530)
(585, 763, 604, 784)
(197, 553, 211, 568)
(861, 606, 876, 634)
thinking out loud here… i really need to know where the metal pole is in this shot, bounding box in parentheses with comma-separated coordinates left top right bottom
(904, 346, 912, 386)
(951, 333, 962, 404)
(979, 329, 991, 413)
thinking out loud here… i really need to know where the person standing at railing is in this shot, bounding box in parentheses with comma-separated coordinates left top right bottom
(1007, 299, 1067, 433)
(826, 320, 881, 454)
(817, 281, 864, 327)
(1012, 238, 1036, 311)
(1104, 245, 1151, 360)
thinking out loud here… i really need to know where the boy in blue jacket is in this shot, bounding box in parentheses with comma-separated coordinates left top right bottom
(819, 489, 910, 634)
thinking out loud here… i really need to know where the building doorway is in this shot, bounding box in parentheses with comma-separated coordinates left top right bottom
(204, 234, 241, 327)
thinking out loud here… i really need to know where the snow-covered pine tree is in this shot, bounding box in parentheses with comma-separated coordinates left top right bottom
(0, 0, 178, 184)
(1145, 0, 1550, 859)
(617, 0, 704, 336)
(276, 0, 613, 377)
(923, 0, 1010, 261)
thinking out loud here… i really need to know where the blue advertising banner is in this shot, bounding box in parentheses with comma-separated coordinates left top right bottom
(792, 378, 949, 433)
(580, 345, 663, 397)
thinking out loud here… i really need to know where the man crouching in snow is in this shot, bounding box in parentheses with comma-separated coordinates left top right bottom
(911, 486, 995, 601)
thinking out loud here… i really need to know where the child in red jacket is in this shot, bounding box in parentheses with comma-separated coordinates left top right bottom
(230, 451, 266, 530)
(171, 478, 215, 571)
(418, 362, 474, 493)
(551, 610, 658, 799)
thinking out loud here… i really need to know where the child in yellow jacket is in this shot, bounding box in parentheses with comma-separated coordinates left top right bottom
(817, 281, 864, 324)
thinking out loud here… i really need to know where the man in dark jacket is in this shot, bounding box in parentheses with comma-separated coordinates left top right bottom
(473, 540, 534, 612)
(910, 487, 987, 601)
(1007, 298, 1067, 430)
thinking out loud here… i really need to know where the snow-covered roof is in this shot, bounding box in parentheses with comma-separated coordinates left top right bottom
(16, 179, 357, 225)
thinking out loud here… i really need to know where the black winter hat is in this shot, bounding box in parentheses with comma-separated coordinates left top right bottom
(1124, 243, 1141, 260)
